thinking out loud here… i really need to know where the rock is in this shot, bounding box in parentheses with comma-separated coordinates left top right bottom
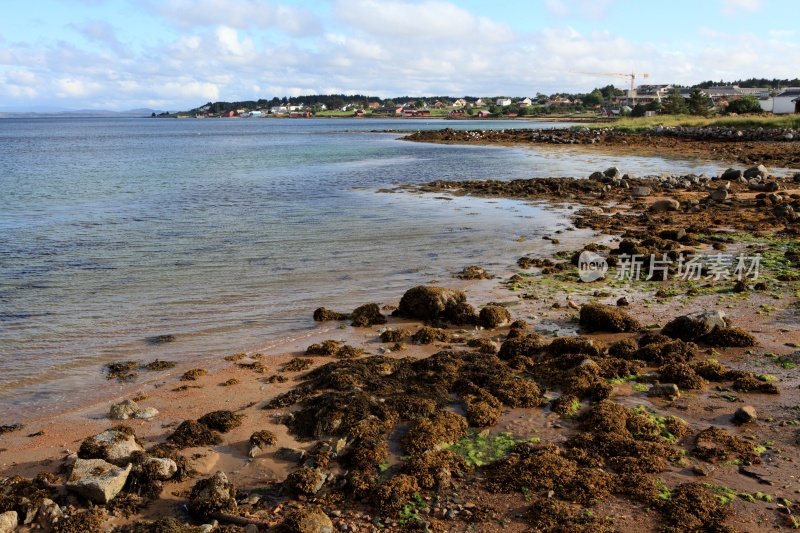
(649, 199, 680, 213)
(37, 498, 62, 532)
(631, 186, 651, 198)
(110, 399, 159, 420)
(647, 383, 681, 399)
(733, 405, 757, 425)
(79, 427, 144, 466)
(710, 189, 728, 201)
(659, 228, 686, 241)
(280, 508, 334, 533)
(744, 164, 768, 180)
(393, 285, 467, 322)
(0, 511, 18, 533)
(66, 458, 132, 503)
(275, 447, 306, 462)
(145, 457, 178, 480)
(774, 204, 795, 219)
(589, 171, 604, 180)
(350, 303, 387, 327)
(479, 305, 512, 328)
(285, 467, 327, 495)
(662, 310, 726, 342)
(720, 168, 743, 181)
(616, 296, 630, 306)
(763, 181, 779, 192)
(189, 471, 237, 518)
(455, 265, 492, 280)
(313, 307, 350, 322)
(245, 525, 259, 533)
(604, 167, 621, 180)
(579, 303, 641, 332)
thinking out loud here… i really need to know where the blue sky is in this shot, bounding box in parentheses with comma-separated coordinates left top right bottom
(1, 0, 797, 111)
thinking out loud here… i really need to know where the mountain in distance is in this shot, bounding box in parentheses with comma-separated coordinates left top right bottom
(0, 108, 162, 118)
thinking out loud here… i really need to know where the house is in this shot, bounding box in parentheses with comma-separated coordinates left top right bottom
(367, 101, 381, 109)
(453, 98, 467, 108)
(373, 106, 404, 116)
(517, 97, 532, 108)
(773, 88, 800, 114)
(289, 111, 313, 118)
(633, 84, 673, 104)
(473, 98, 485, 107)
(448, 110, 465, 117)
(223, 110, 238, 117)
(433, 100, 443, 108)
(496, 98, 512, 107)
(354, 110, 365, 117)
(547, 97, 572, 106)
(477, 110, 492, 118)
(270, 106, 288, 114)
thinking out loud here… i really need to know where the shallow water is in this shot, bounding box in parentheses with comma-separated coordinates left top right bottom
(0, 117, 725, 417)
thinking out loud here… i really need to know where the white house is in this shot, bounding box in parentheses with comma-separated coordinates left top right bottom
(758, 97, 774, 113)
(517, 97, 532, 107)
(773, 88, 800, 114)
(452, 98, 467, 108)
(496, 98, 512, 107)
(472, 98, 485, 107)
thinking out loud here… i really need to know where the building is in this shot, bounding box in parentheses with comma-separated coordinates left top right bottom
(477, 110, 492, 118)
(517, 97, 532, 107)
(373, 106, 404, 116)
(452, 98, 467, 108)
(496, 98, 512, 107)
(367, 101, 381, 109)
(774, 88, 800, 114)
(473, 98, 485, 107)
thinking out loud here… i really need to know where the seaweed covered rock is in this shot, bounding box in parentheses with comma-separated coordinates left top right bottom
(403, 450, 471, 490)
(455, 265, 492, 280)
(497, 334, 547, 360)
(167, 420, 222, 448)
(278, 507, 334, 533)
(197, 411, 244, 433)
(525, 497, 613, 533)
(579, 303, 640, 332)
(78, 427, 144, 466)
(506, 320, 528, 339)
(350, 303, 387, 327)
(693, 426, 761, 465)
(305, 340, 364, 359)
(402, 411, 468, 455)
(312, 307, 349, 322)
(479, 305, 512, 328)
(373, 474, 420, 513)
(285, 467, 328, 496)
(379, 328, 410, 343)
(661, 310, 726, 342)
(67, 458, 132, 504)
(109, 400, 158, 421)
(188, 471, 236, 518)
(248, 430, 277, 458)
(657, 362, 707, 390)
(732, 373, 779, 394)
(446, 301, 479, 325)
(411, 326, 452, 344)
(660, 482, 731, 533)
(704, 326, 756, 347)
(548, 336, 602, 357)
(394, 285, 467, 322)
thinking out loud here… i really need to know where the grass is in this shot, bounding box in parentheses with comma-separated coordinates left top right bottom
(582, 113, 800, 132)
(446, 432, 539, 467)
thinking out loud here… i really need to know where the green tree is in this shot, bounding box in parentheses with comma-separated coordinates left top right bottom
(726, 95, 762, 114)
(582, 89, 604, 107)
(384, 99, 395, 108)
(630, 104, 647, 117)
(661, 88, 688, 115)
(688, 89, 712, 116)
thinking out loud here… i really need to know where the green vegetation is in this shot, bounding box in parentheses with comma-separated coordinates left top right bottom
(631, 405, 685, 444)
(657, 479, 672, 501)
(398, 493, 428, 524)
(446, 432, 539, 467)
(585, 113, 800, 132)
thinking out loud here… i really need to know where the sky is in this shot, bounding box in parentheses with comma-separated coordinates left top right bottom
(1, 0, 798, 111)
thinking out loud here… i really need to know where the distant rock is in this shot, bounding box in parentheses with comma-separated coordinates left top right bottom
(66, 458, 132, 503)
(710, 189, 728, 201)
(631, 186, 651, 198)
(648, 383, 680, 399)
(649, 199, 680, 213)
(662, 310, 726, 342)
(110, 399, 158, 420)
(733, 405, 757, 425)
(280, 508, 334, 533)
(743, 164, 768, 180)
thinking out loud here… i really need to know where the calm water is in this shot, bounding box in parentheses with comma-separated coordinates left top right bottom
(0, 117, 725, 417)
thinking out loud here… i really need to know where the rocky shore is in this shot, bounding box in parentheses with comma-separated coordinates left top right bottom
(2, 160, 800, 532)
(403, 127, 800, 168)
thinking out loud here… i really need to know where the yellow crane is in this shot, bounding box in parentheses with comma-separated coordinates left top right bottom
(574, 71, 649, 100)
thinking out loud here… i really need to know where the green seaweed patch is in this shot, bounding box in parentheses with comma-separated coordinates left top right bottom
(703, 483, 738, 505)
(398, 493, 428, 525)
(631, 405, 686, 444)
(657, 479, 672, 501)
(446, 432, 539, 467)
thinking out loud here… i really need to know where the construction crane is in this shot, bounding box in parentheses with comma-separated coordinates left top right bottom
(574, 71, 649, 100)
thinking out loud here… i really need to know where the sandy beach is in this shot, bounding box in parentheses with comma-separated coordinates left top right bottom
(2, 132, 800, 532)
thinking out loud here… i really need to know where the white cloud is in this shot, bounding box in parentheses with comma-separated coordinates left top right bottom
(721, 0, 762, 15)
(151, 0, 322, 36)
(543, 0, 617, 19)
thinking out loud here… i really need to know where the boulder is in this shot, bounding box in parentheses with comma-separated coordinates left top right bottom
(394, 285, 467, 322)
(285, 467, 328, 495)
(589, 171, 605, 180)
(145, 457, 178, 480)
(647, 383, 681, 399)
(66, 458, 132, 503)
(661, 310, 726, 342)
(710, 189, 728, 201)
(79, 427, 144, 466)
(280, 508, 334, 533)
(733, 405, 757, 425)
(604, 166, 621, 180)
(189, 471, 237, 518)
(720, 168, 743, 181)
(110, 399, 158, 420)
(631, 186, 651, 198)
(649, 199, 680, 213)
(0, 512, 18, 533)
(479, 305, 512, 328)
(37, 498, 63, 532)
(743, 164, 768, 180)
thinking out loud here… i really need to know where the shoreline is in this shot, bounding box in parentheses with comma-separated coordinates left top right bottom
(2, 158, 800, 531)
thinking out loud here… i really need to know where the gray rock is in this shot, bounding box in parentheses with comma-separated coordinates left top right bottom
(190, 472, 236, 515)
(647, 383, 681, 399)
(662, 310, 727, 341)
(145, 457, 178, 480)
(37, 498, 62, 532)
(0, 512, 18, 533)
(720, 168, 743, 181)
(589, 171, 604, 180)
(275, 447, 306, 462)
(774, 204, 795, 219)
(282, 508, 334, 533)
(616, 296, 630, 306)
(733, 405, 757, 424)
(604, 166, 621, 180)
(631, 186, 651, 198)
(110, 399, 159, 420)
(66, 458, 132, 503)
(649, 199, 680, 213)
(81, 428, 144, 466)
(710, 189, 728, 201)
(763, 181, 779, 192)
(245, 525, 259, 533)
(744, 164, 768, 180)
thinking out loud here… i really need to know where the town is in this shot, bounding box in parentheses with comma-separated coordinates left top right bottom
(170, 81, 800, 120)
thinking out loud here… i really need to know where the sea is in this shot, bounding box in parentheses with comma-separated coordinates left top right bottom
(0, 117, 726, 418)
